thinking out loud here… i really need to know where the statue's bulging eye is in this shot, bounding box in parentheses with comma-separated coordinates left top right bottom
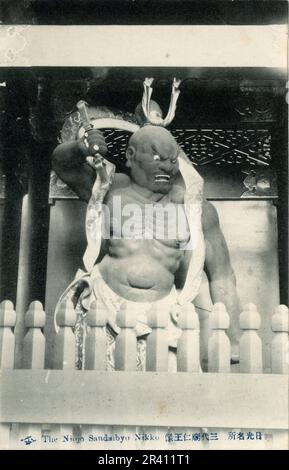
(153, 154, 161, 161)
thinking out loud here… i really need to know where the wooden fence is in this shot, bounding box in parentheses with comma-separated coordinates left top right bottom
(0, 299, 288, 450)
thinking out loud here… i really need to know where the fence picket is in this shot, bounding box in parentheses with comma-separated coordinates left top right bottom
(175, 302, 206, 449)
(22, 301, 46, 369)
(85, 300, 107, 370)
(15, 301, 46, 448)
(54, 299, 76, 370)
(146, 304, 169, 372)
(0, 300, 16, 368)
(270, 305, 289, 449)
(54, 298, 77, 448)
(113, 303, 137, 448)
(144, 305, 169, 448)
(207, 302, 231, 449)
(83, 300, 112, 448)
(177, 303, 200, 372)
(208, 303, 230, 373)
(240, 303, 262, 374)
(115, 303, 137, 372)
(230, 303, 265, 449)
(271, 305, 289, 374)
(0, 300, 16, 449)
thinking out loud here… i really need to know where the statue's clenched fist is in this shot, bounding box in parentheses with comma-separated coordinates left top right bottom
(78, 129, 108, 158)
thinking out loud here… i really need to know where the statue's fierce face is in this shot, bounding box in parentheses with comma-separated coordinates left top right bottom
(126, 126, 179, 194)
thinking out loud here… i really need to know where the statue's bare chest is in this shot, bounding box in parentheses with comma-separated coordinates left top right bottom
(103, 185, 189, 245)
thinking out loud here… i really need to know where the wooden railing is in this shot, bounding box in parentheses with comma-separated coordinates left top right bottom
(0, 299, 288, 450)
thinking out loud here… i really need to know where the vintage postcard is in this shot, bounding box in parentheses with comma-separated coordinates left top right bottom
(0, 0, 288, 452)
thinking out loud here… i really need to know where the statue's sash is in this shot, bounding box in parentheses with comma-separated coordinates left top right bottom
(177, 155, 205, 304)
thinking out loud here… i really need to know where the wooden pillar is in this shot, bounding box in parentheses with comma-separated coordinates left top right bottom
(14, 192, 33, 368)
(272, 117, 288, 305)
(23, 77, 55, 304)
(0, 78, 25, 304)
(13, 77, 55, 367)
(0, 83, 6, 299)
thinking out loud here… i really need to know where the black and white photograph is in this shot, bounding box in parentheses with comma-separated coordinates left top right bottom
(0, 0, 288, 452)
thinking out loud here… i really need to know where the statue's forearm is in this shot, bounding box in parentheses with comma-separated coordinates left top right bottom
(208, 275, 241, 346)
(52, 140, 85, 171)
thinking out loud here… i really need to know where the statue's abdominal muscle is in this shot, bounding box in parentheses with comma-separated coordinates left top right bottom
(98, 190, 189, 296)
(108, 238, 184, 285)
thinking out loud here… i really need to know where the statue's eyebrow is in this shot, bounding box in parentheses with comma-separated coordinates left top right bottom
(150, 143, 165, 159)
(151, 141, 178, 160)
(170, 147, 178, 158)
(151, 142, 159, 153)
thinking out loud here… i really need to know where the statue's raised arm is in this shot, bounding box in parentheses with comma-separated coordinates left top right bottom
(51, 101, 114, 203)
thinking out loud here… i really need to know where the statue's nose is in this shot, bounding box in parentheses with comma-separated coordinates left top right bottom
(159, 160, 172, 173)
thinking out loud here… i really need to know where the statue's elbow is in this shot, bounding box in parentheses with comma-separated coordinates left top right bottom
(51, 145, 63, 173)
(216, 267, 237, 289)
(226, 267, 237, 287)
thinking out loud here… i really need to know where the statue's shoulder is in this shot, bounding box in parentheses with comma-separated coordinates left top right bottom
(104, 173, 131, 203)
(170, 184, 185, 204)
(111, 173, 131, 190)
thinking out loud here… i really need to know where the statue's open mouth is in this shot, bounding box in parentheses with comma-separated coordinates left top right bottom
(155, 174, 171, 183)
